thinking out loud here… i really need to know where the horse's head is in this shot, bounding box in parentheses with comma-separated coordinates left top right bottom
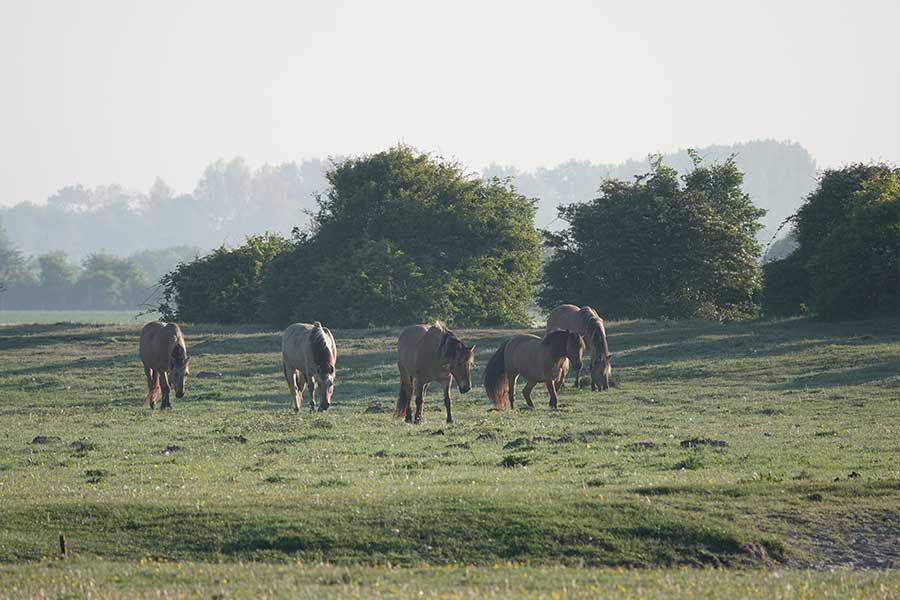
(440, 332, 475, 394)
(565, 331, 585, 372)
(590, 352, 612, 391)
(316, 362, 335, 410)
(169, 346, 190, 399)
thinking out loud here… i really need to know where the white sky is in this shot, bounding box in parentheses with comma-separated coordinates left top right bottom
(1, 0, 898, 206)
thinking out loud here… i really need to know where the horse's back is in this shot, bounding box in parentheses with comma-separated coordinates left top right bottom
(139, 321, 180, 368)
(282, 322, 315, 366)
(547, 304, 580, 333)
(397, 324, 430, 373)
(506, 333, 549, 380)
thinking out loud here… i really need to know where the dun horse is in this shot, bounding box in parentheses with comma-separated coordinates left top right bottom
(139, 321, 190, 409)
(395, 322, 476, 424)
(282, 322, 337, 412)
(483, 329, 584, 410)
(547, 304, 613, 391)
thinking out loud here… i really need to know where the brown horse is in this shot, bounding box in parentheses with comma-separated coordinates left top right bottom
(282, 322, 337, 412)
(139, 321, 190, 410)
(395, 322, 476, 424)
(547, 304, 612, 391)
(483, 329, 584, 410)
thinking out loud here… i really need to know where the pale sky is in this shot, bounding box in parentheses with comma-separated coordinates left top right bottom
(1, 0, 898, 206)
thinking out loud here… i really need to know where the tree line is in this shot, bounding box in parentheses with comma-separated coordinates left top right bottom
(0, 242, 198, 310)
(1, 141, 815, 263)
(3, 146, 894, 324)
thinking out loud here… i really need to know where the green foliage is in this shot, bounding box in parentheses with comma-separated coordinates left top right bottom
(765, 164, 900, 319)
(760, 253, 808, 317)
(259, 146, 542, 327)
(159, 233, 290, 323)
(540, 154, 765, 320)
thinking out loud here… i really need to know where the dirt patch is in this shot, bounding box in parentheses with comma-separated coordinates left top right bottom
(363, 404, 388, 414)
(195, 371, 222, 379)
(224, 434, 248, 444)
(161, 444, 183, 454)
(626, 441, 659, 450)
(680, 437, 728, 448)
(447, 442, 471, 449)
(785, 510, 900, 569)
(475, 432, 497, 441)
(30, 435, 61, 445)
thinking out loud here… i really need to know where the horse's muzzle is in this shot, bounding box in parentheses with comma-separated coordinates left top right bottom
(175, 391, 184, 399)
(458, 384, 471, 394)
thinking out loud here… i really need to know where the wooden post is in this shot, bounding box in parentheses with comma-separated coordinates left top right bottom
(59, 533, 67, 559)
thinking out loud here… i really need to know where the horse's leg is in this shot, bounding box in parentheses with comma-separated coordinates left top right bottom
(306, 374, 317, 412)
(574, 363, 582, 389)
(144, 367, 158, 409)
(545, 380, 559, 410)
(413, 380, 427, 424)
(284, 364, 302, 412)
(403, 376, 414, 423)
(507, 372, 517, 410)
(160, 371, 171, 410)
(442, 377, 453, 424)
(522, 380, 536, 409)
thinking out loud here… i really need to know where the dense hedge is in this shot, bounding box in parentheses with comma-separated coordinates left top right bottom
(160, 147, 542, 327)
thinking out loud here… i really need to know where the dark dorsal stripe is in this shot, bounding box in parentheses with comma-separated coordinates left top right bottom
(309, 324, 334, 372)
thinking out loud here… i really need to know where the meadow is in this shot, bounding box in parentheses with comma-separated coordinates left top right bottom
(0, 317, 898, 598)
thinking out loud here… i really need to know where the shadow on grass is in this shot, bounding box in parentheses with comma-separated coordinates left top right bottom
(0, 499, 771, 567)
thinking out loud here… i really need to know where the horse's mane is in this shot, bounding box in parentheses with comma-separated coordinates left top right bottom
(171, 344, 187, 367)
(310, 322, 334, 372)
(542, 329, 575, 357)
(436, 322, 465, 360)
(579, 306, 609, 356)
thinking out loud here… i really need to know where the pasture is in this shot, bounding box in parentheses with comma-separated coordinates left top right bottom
(0, 318, 898, 598)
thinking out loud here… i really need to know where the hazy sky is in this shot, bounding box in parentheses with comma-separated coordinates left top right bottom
(1, 0, 898, 206)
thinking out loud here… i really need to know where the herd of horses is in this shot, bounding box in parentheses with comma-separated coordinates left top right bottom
(138, 303, 614, 423)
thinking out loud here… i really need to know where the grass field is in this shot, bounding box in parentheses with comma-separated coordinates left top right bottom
(0, 317, 898, 598)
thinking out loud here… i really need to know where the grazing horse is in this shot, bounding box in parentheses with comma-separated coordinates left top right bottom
(395, 322, 476, 424)
(282, 322, 337, 412)
(547, 304, 613, 391)
(483, 329, 584, 411)
(139, 321, 190, 409)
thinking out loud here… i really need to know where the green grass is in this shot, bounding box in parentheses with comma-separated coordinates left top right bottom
(0, 317, 898, 596)
(0, 309, 159, 325)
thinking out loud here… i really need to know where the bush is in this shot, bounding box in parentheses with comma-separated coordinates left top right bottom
(540, 153, 765, 320)
(159, 233, 290, 323)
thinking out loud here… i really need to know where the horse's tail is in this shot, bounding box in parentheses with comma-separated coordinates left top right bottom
(483, 340, 510, 409)
(395, 374, 413, 419)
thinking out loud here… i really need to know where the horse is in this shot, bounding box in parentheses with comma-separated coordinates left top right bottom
(395, 322, 476, 424)
(546, 303, 613, 391)
(139, 321, 190, 410)
(282, 322, 337, 412)
(483, 329, 584, 410)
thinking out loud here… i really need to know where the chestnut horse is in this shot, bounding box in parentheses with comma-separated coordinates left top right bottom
(483, 329, 584, 410)
(395, 322, 475, 424)
(139, 321, 190, 409)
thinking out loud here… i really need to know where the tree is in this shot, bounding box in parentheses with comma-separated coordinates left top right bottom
(762, 164, 900, 319)
(159, 233, 291, 323)
(259, 146, 542, 327)
(540, 154, 765, 320)
(37, 252, 77, 309)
